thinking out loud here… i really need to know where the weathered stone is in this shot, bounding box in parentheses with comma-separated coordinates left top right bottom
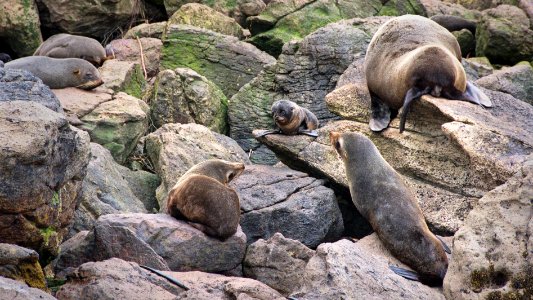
(98, 60, 147, 98)
(243, 233, 314, 296)
(232, 165, 344, 248)
(148, 68, 228, 134)
(106, 38, 163, 77)
(121, 169, 161, 212)
(163, 0, 240, 20)
(52, 231, 96, 278)
(0, 0, 42, 56)
(161, 24, 275, 98)
(239, 0, 266, 16)
(453, 29, 475, 57)
(476, 62, 533, 105)
(80, 92, 149, 164)
(52, 87, 113, 122)
(124, 22, 167, 39)
(144, 123, 251, 208)
(462, 57, 494, 81)
(419, 0, 481, 19)
(443, 158, 533, 299)
(446, 0, 519, 10)
(0, 276, 56, 300)
(0, 244, 46, 290)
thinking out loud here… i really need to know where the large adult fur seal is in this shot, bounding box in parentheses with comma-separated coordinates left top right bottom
(256, 100, 319, 137)
(365, 15, 492, 133)
(430, 15, 477, 35)
(34, 33, 107, 66)
(330, 131, 449, 285)
(166, 159, 245, 240)
(5, 56, 103, 90)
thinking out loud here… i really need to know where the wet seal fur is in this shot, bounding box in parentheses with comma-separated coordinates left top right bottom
(34, 33, 107, 66)
(330, 131, 449, 285)
(256, 100, 319, 138)
(5, 56, 103, 90)
(166, 159, 245, 240)
(364, 15, 492, 133)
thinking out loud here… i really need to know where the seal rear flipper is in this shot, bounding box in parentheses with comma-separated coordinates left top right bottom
(389, 265, 420, 281)
(299, 129, 319, 137)
(459, 81, 492, 108)
(399, 86, 431, 133)
(436, 235, 452, 254)
(253, 129, 281, 138)
(369, 95, 391, 132)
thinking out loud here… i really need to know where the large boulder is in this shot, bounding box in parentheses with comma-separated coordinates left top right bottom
(0, 243, 46, 290)
(232, 165, 344, 248)
(124, 22, 167, 39)
(0, 0, 42, 56)
(0, 276, 56, 300)
(163, 0, 241, 21)
(443, 158, 533, 299)
(52, 87, 113, 123)
(445, 0, 519, 10)
(106, 38, 163, 77)
(419, 0, 481, 19)
(476, 62, 533, 105)
(98, 60, 147, 98)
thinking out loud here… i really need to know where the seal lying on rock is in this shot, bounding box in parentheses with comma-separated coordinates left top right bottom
(364, 15, 492, 133)
(256, 100, 319, 138)
(167, 159, 245, 240)
(330, 131, 449, 286)
(34, 33, 107, 66)
(430, 15, 477, 35)
(5, 56, 104, 90)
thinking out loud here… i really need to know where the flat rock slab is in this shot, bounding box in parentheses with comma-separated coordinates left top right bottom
(0, 276, 56, 300)
(52, 87, 112, 120)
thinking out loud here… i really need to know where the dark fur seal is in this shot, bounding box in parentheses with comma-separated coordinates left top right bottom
(34, 33, 107, 66)
(256, 100, 319, 137)
(5, 56, 103, 90)
(365, 15, 492, 133)
(166, 159, 245, 240)
(330, 131, 449, 285)
(430, 15, 477, 35)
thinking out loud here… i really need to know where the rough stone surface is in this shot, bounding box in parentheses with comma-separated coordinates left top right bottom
(52, 87, 113, 122)
(462, 57, 494, 81)
(0, 276, 56, 300)
(121, 169, 161, 212)
(476, 62, 533, 105)
(239, 0, 266, 16)
(124, 22, 167, 39)
(53, 231, 96, 278)
(161, 24, 275, 98)
(243, 233, 315, 296)
(144, 123, 251, 208)
(453, 29, 475, 57)
(148, 68, 228, 134)
(443, 158, 533, 300)
(0, 0, 42, 56)
(0, 244, 46, 290)
(446, 0, 519, 10)
(231, 165, 344, 248)
(106, 38, 163, 77)
(163, 0, 241, 21)
(419, 0, 481, 19)
(80, 92, 149, 164)
(98, 59, 147, 98)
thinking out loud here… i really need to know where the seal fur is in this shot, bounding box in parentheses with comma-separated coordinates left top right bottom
(34, 33, 107, 66)
(256, 100, 319, 137)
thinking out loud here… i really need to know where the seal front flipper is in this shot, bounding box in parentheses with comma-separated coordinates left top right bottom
(399, 86, 431, 133)
(254, 129, 281, 138)
(389, 265, 420, 281)
(460, 81, 492, 108)
(369, 95, 391, 132)
(436, 235, 452, 254)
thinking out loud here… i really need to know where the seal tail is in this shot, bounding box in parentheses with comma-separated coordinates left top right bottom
(399, 86, 431, 133)
(436, 235, 452, 254)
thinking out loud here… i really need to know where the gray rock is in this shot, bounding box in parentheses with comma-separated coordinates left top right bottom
(120, 168, 161, 212)
(0, 0, 42, 56)
(453, 29, 475, 57)
(0, 276, 56, 300)
(239, 0, 266, 16)
(106, 38, 163, 77)
(52, 87, 113, 121)
(124, 22, 167, 39)
(232, 165, 344, 248)
(462, 57, 494, 81)
(419, 0, 481, 19)
(445, 0, 519, 10)
(53, 231, 96, 278)
(0, 244, 46, 290)
(98, 60, 147, 99)
(476, 62, 533, 105)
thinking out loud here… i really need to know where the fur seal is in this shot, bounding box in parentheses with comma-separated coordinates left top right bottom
(256, 100, 319, 137)
(0, 53, 12, 63)
(330, 131, 449, 285)
(166, 159, 245, 240)
(430, 15, 477, 35)
(5, 56, 103, 90)
(34, 33, 107, 66)
(364, 15, 492, 133)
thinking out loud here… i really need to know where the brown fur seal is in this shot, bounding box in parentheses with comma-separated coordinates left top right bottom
(256, 100, 319, 137)
(167, 159, 245, 240)
(365, 15, 492, 133)
(330, 131, 449, 285)
(5, 56, 103, 90)
(34, 33, 107, 66)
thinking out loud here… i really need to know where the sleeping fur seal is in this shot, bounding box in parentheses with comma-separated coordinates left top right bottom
(256, 100, 319, 137)
(365, 15, 492, 133)
(34, 33, 107, 66)
(330, 131, 449, 285)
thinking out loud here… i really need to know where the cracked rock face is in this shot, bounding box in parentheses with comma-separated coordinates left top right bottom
(0, 276, 56, 300)
(476, 62, 533, 105)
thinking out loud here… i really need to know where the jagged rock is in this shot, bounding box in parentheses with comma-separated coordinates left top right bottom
(67, 143, 148, 238)
(476, 5, 533, 65)
(0, 100, 90, 259)
(106, 38, 163, 77)
(98, 60, 147, 98)
(167, 3, 244, 39)
(0, 0, 42, 56)
(444, 158, 533, 299)
(462, 57, 494, 81)
(0, 244, 46, 290)
(419, 0, 481, 19)
(52, 87, 113, 123)
(239, 0, 266, 17)
(291, 237, 445, 299)
(0, 276, 56, 300)
(144, 123, 251, 208)
(124, 22, 167, 39)
(476, 62, 533, 105)
(80, 92, 149, 164)
(231, 165, 344, 247)
(243, 233, 315, 296)
(161, 24, 275, 98)
(148, 68, 228, 134)
(229, 17, 390, 164)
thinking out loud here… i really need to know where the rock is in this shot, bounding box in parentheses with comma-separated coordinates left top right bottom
(98, 59, 147, 98)
(0, 101, 90, 259)
(0, 276, 56, 300)
(446, 0, 519, 10)
(106, 38, 163, 77)
(161, 24, 275, 98)
(0, 244, 46, 290)
(67, 143, 148, 238)
(243, 233, 314, 296)
(419, 0, 481, 19)
(124, 22, 167, 39)
(519, 0, 533, 26)
(377, 0, 426, 16)
(144, 123, 251, 208)
(80, 92, 149, 164)
(453, 29, 475, 57)
(0, 0, 42, 56)
(167, 3, 244, 39)
(462, 57, 494, 81)
(476, 5, 533, 65)
(148, 68, 228, 134)
(291, 238, 445, 299)
(163, 0, 240, 20)
(443, 158, 533, 299)
(232, 165, 344, 248)
(239, 0, 266, 16)
(55, 258, 184, 300)
(121, 169, 161, 212)
(229, 17, 390, 164)
(476, 62, 533, 105)
(52, 87, 113, 121)
(52, 231, 96, 278)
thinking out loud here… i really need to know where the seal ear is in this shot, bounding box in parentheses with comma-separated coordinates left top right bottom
(73, 69, 81, 75)
(460, 82, 492, 108)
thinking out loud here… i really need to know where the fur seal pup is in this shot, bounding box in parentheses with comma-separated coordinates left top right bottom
(167, 159, 245, 240)
(330, 131, 449, 285)
(256, 100, 319, 137)
(34, 33, 107, 66)
(365, 15, 492, 133)
(5, 56, 103, 90)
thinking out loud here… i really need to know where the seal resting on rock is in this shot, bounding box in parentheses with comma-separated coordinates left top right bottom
(256, 100, 319, 138)
(364, 15, 492, 133)
(166, 159, 245, 240)
(34, 33, 107, 66)
(330, 131, 449, 285)
(5, 56, 104, 90)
